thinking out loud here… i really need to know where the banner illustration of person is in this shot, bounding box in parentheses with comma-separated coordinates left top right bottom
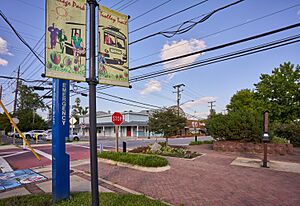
(45, 0, 86, 81)
(98, 5, 129, 87)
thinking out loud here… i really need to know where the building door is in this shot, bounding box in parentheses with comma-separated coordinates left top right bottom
(127, 127, 131, 137)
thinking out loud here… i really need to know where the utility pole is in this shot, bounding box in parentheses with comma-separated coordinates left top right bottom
(12, 67, 20, 145)
(87, 1, 99, 206)
(13, 67, 20, 116)
(208, 100, 216, 115)
(173, 84, 185, 116)
(0, 85, 2, 100)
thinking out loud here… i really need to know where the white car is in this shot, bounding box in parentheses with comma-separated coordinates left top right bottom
(42, 129, 52, 141)
(23, 130, 45, 139)
(42, 131, 80, 142)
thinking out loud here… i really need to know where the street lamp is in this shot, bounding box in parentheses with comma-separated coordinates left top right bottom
(179, 99, 194, 106)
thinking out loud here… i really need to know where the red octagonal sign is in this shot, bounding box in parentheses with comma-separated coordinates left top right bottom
(112, 112, 123, 126)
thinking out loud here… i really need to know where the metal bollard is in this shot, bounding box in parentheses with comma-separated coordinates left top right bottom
(195, 135, 197, 142)
(123, 141, 126, 153)
(99, 143, 103, 153)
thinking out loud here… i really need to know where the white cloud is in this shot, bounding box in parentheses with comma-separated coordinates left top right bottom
(181, 96, 217, 110)
(0, 37, 12, 56)
(193, 111, 210, 119)
(0, 57, 8, 66)
(297, 9, 300, 15)
(160, 39, 206, 79)
(140, 80, 162, 95)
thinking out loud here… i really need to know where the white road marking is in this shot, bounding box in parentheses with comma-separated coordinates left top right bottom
(2, 150, 28, 158)
(28, 148, 52, 160)
(0, 157, 13, 172)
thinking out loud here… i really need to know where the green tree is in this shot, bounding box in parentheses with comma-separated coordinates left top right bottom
(72, 97, 88, 123)
(0, 113, 11, 133)
(148, 108, 187, 142)
(17, 82, 46, 111)
(254, 62, 300, 123)
(226, 89, 265, 113)
(15, 82, 47, 131)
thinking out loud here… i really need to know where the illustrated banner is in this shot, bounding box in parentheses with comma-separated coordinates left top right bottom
(99, 5, 129, 87)
(45, 0, 86, 81)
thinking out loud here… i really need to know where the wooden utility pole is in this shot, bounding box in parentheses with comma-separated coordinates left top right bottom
(208, 100, 216, 115)
(173, 84, 185, 116)
(0, 85, 2, 100)
(12, 67, 20, 145)
(13, 67, 20, 116)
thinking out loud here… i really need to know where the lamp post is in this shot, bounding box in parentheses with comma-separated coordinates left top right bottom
(179, 99, 194, 107)
(262, 110, 270, 168)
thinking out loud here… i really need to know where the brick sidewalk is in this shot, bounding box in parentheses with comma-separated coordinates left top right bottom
(74, 145, 300, 206)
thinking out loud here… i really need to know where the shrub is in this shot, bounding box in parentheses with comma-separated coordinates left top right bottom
(273, 121, 300, 147)
(271, 136, 288, 144)
(206, 110, 263, 142)
(98, 151, 168, 167)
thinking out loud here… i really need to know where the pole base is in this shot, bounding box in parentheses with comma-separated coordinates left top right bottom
(261, 161, 269, 168)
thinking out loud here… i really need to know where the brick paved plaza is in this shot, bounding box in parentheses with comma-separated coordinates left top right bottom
(75, 145, 300, 206)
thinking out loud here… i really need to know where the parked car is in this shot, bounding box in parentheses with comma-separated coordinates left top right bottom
(69, 133, 80, 141)
(42, 129, 52, 141)
(42, 131, 80, 142)
(23, 130, 45, 139)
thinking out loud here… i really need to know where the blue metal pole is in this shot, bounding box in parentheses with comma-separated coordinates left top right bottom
(52, 79, 70, 202)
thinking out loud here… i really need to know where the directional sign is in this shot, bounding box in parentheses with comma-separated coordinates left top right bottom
(112, 112, 123, 126)
(69, 117, 77, 125)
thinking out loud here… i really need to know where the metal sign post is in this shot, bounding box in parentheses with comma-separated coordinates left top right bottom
(87, 1, 99, 206)
(112, 112, 123, 152)
(52, 79, 70, 201)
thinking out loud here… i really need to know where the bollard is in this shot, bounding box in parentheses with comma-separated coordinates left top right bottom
(123, 141, 126, 153)
(99, 143, 103, 153)
(194, 135, 198, 142)
(35, 133, 38, 144)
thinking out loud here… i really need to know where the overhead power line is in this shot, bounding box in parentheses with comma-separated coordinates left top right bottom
(129, 3, 300, 64)
(129, 0, 209, 34)
(130, 22, 300, 71)
(0, 10, 44, 65)
(130, 0, 245, 45)
(129, 0, 173, 22)
(130, 34, 300, 82)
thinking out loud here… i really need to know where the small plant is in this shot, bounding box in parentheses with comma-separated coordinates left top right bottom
(271, 136, 288, 144)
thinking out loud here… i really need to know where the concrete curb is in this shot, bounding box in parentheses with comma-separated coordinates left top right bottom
(76, 169, 173, 206)
(99, 158, 171, 172)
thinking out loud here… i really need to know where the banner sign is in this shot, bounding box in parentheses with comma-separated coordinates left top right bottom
(45, 0, 86, 81)
(99, 5, 129, 87)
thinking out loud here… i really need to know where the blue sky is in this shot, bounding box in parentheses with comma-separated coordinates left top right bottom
(0, 0, 300, 119)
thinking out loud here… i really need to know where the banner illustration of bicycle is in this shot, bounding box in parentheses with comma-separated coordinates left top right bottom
(99, 5, 129, 87)
(45, 0, 86, 81)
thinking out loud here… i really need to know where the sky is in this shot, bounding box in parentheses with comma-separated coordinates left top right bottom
(0, 0, 300, 120)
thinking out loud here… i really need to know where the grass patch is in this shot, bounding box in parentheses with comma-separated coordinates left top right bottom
(189, 140, 214, 145)
(98, 151, 168, 167)
(0, 192, 167, 206)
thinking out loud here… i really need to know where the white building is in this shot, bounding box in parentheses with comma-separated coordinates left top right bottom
(77, 110, 153, 138)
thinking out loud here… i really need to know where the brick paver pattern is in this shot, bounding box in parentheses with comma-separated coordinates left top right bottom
(74, 145, 300, 206)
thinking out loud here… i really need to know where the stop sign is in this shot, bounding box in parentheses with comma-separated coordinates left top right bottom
(112, 112, 123, 126)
